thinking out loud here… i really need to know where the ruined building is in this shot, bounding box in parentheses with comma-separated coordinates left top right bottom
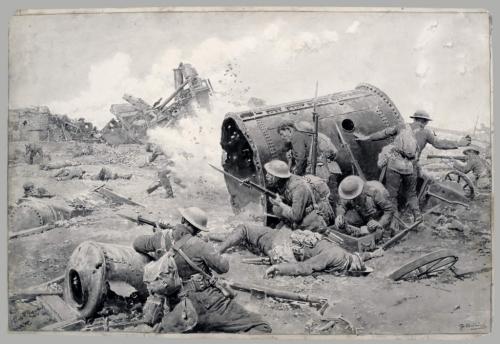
(101, 62, 213, 145)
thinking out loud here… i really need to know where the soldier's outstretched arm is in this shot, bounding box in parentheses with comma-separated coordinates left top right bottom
(218, 224, 248, 254)
(202, 243, 230, 274)
(132, 232, 164, 255)
(270, 253, 330, 276)
(425, 129, 462, 150)
(366, 126, 399, 141)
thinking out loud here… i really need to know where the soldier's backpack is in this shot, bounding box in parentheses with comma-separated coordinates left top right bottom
(392, 124, 418, 159)
(303, 174, 330, 201)
(143, 232, 191, 297)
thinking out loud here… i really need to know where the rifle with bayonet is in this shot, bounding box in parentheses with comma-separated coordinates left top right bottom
(426, 154, 466, 162)
(335, 122, 366, 181)
(310, 81, 319, 175)
(117, 213, 173, 232)
(209, 163, 278, 199)
(242, 257, 272, 265)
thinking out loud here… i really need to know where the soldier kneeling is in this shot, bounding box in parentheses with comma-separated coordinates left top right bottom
(133, 207, 271, 334)
(335, 175, 395, 238)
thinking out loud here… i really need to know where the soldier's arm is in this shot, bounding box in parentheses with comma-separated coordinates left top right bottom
(452, 160, 472, 174)
(367, 126, 399, 141)
(425, 130, 460, 150)
(218, 224, 248, 254)
(280, 184, 309, 223)
(202, 242, 230, 274)
(273, 253, 330, 276)
(374, 190, 395, 228)
(291, 136, 308, 176)
(335, 199, 349, 217)
(132, 232, 164, 255)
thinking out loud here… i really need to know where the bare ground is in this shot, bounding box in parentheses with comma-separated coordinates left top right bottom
(7, 141, 492, 335)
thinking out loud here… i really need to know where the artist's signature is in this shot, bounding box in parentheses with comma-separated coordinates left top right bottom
(458, 322, 487, 331)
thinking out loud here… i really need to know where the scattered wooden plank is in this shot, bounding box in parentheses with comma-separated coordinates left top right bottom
(10, 289, 62, 301)
(93, 185, 144, 207)
(9, 223, 58, 240)
(36, 295, 79, 322)
(42, 318, 85, 331)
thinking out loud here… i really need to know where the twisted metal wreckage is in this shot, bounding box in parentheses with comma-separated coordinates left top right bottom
(10, 83, 480, 331)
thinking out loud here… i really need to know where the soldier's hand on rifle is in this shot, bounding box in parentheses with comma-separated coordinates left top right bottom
(367, 219, 383, 232)
(353, 132, 370, 142)
(458, 135, 472, 147)
(264, 266, 279, 279)
(335, 215, 345, 229)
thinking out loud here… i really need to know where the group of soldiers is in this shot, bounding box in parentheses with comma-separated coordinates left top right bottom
(17, 109, 490, 334)
(123, 109, 492, 334)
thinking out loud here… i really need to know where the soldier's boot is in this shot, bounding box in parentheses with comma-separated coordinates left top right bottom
(407, 197, 422, 223)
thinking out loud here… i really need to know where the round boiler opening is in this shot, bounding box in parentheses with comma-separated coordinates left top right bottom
(341, 119, 355, 132)
(68, 269, 85, 307)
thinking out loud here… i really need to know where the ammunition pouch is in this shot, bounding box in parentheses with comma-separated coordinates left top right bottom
(182, 274, 211, 293)
(143, 295, 166, 326)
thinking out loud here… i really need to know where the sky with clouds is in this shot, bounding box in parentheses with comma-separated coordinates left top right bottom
(9, 10, 491, 131)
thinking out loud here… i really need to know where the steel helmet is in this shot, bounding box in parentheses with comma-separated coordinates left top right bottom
(338, 175, 365, 200)
(23, 182, 35, 191)
(178, 207, 208, 231)
(264, 160, 291, 178)
(463, 145, 481, 155)
(410, 110, 432, 121)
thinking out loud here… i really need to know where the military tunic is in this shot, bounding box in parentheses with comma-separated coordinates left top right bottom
(133, 224, 271, 333)
(274, 175, 333, 232)
(272, 240, 361, 276)
(336, 181, 394, 230)
(285, 132, 310, 176)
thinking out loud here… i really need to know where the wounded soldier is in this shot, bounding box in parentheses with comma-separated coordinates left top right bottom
(53, 167, 86, 181)
(92, 167, 132, 181)
(264, 230, 380, 278)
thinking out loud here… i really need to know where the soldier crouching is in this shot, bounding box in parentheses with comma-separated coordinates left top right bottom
(133, 207, 271, 334)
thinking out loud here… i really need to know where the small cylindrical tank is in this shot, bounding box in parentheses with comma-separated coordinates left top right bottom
(63, 241, 152, 318)
(9, 199, 73, 232)
(220, 83, 404, 213)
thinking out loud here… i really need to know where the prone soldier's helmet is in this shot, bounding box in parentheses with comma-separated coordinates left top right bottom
(178, 207, 208, 231)
(410, 110, 432, 121)
(23, 182, 35, 191)
(264, 160, 291, 178)
(338, 175, 365, 200)
(463, 145, 481, 155)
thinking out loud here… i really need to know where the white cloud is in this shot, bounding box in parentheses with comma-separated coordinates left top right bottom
(346, 20, 360, 34)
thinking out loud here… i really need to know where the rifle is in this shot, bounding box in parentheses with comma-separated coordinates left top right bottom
(426, 154, 466, 162)
(310, 81, 319, 175)
(82, 319, 146, 331)
(227, 281, 329, 314)
(117, 213, 173, 232)
(242, 257, 272, 265)
(209, 163, 278, 199)
(334, 122, 366, 181)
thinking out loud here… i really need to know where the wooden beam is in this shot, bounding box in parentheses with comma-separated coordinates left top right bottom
(36, 295, 79, 322)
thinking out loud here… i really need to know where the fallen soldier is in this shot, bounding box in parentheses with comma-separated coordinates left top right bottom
(53, 167, 86, 181)
(40, 160, 79, 171)
(264, 230, 380, 278)
(22, 182, 54, 198)
(92, 167, 132, 181)
(217, 223, 296, 264)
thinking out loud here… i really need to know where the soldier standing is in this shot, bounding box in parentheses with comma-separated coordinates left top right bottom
(277, 120, 310, 176)
(265, 160, 334, 233)
(132, 207, 272, 334)
(25, 143, 43, 164)
(334, 175, 395, 237)
(355, 110, 471, 221)
(296, 121, 342, 206)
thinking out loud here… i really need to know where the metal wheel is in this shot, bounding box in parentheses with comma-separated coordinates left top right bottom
(389, 249, 459, 281)
(444, 170, 475, 200)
